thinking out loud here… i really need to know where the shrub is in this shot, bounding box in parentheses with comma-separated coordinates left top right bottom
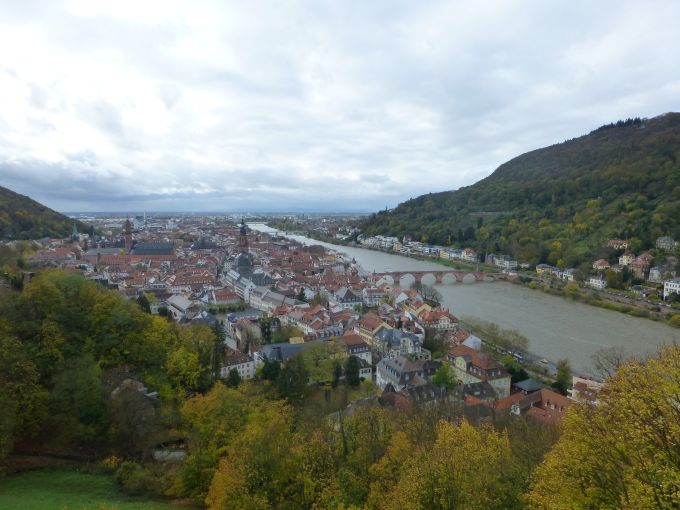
(669, 314, 680, 328)
(101, 455, 122, 472)
(114, 461, 158, 496)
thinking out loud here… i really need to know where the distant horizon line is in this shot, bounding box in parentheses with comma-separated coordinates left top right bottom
(63, 210, 374, 216)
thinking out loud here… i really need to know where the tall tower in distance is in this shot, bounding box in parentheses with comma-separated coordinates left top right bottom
(239, 218, 248, 253)
(124, 218, 133, 253)
(71, 220, 78, 243)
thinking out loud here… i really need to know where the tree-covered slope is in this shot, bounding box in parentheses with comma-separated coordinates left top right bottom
(361, 113, 680, 267)
(0, 185, 88, 239)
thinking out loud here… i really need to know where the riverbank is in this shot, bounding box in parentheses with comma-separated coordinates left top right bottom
(252, 222, 680, 372)
(266, 224, 680, 329)
(512, 274, 680, 328)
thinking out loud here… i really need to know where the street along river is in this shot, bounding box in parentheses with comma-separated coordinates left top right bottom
(250, 224, 680, 374)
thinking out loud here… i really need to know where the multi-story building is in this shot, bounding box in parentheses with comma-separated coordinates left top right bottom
(663, 277, 680, 300)
(446, 345, 511, 398)
(587, 276, 607, 290)
(656, 236, 678, 251)
(221, 347, 256, 380)
(376, 356, 440, 391)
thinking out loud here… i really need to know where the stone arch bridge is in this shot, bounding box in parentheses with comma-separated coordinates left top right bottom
(374, 270, 506, 286)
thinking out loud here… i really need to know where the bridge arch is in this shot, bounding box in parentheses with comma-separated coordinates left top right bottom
(420, 273, 436, 286)
(441, 273, 458, 285)
(461, 273, 476, 284)
(399, 273, 416, 288)
(378, 274, 395, 286)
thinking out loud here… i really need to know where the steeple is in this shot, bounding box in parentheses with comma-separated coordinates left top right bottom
(71, 220, 78, 242)
(123, 218, 133, 253)
(239, 217, 248, 253)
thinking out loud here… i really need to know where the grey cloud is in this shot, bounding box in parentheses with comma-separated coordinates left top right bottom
(0, 1, 679, 212)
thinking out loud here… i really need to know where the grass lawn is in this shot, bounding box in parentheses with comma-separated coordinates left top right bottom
(0, 469, 175, 510)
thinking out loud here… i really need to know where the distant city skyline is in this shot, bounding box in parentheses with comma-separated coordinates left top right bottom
(1, 1, 680, 212)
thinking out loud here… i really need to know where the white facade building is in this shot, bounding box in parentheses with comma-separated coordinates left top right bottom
(664, 278, 680, 300)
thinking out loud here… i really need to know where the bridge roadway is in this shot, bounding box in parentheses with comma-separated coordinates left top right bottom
(373, 269, 506, 285)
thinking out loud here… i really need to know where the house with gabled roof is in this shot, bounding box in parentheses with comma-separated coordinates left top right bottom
(330, 287, 362, 311)
(376, 356, 441, 391)
(358, 311, 391, 345)
(447, 345, 511, 398)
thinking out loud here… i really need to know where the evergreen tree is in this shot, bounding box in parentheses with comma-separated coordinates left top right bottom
(225, 368, 241, 388)
(344, 356, 361, 387)
(332, 361, 342, 389)
(276, 354, 309, 404)
(136, 293, 151, 313)
(261, 357, 281, 381)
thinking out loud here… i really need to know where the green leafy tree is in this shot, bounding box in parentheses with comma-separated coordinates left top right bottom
(432, 362, 458, 389)
(501, 355, 530, 384)
(0, 324, 47, 458)
(48, 354, 107, 445)
(552, 358, 572, 395)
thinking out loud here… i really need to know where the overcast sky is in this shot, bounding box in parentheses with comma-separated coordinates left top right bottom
(1, 1, 679, 213)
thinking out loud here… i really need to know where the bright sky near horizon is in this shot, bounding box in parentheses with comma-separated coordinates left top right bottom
(1, 0, 679, 212)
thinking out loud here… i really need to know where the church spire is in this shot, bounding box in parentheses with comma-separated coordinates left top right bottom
(123, 218, 133, 253)
(239, 217, 248, 253)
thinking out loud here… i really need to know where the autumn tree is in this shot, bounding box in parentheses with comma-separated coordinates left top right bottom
(388, 421, 517, 510)
(526, 346, 680, 509)
(367, 431, 413, 508)
(179, 383, 250, 500)
(205, 400, 298, 509)
(336, 406, 395, 504)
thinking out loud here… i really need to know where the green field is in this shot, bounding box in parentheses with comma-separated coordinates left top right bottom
(0, 469, 174, 510)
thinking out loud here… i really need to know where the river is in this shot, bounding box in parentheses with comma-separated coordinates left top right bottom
(249, 223, 680, 373)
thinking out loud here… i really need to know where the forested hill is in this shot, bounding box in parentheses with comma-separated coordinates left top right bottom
(361, 113, 680, 268)
(0, 185, 88, 239)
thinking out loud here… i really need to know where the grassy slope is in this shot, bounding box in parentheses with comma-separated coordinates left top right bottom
(0, 469, 173, 510)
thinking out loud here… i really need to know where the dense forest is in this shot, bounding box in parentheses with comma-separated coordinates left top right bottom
(0, 185, 89, 239)
(361, 113, 680, 268)
(1, 270, 678, 508)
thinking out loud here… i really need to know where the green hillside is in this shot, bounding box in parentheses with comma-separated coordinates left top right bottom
(361, 113, 680, 268)
(0, 186, 89, 239)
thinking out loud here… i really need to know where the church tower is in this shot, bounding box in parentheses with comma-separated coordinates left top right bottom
(71, 221, 78, 243)
(123, 218, 133, 253)
(239, 218, 248, 253)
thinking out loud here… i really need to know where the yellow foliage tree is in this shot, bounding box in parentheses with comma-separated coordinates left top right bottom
(367, 431, 413, 509)
(205, 400, 298, 509)
(526, 346, 680, 509)
(386, 420, 515, 510)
